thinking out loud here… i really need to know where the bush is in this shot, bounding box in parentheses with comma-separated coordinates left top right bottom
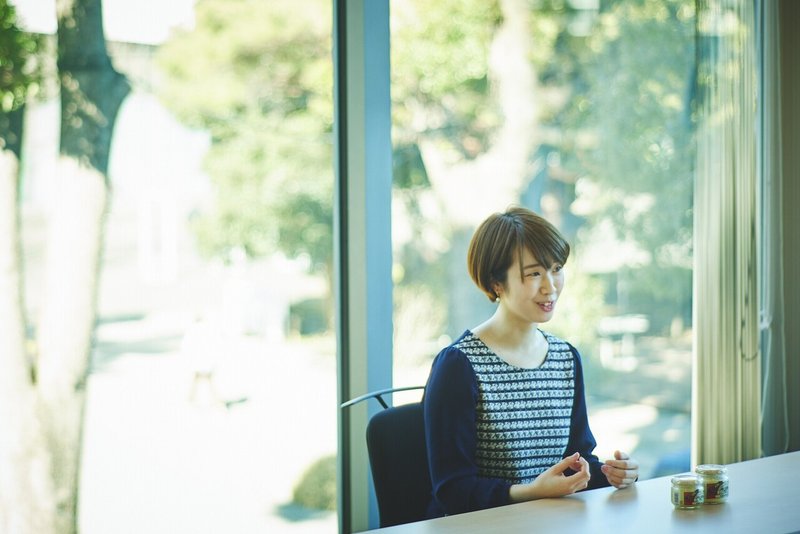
(289, 298, 330, 336)
(292, 454, 337, 511)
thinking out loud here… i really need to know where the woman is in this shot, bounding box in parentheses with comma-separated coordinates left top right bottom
(423, 206, 639, 517)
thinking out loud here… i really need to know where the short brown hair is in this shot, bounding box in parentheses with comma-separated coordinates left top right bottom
(467, 206, 571, 301)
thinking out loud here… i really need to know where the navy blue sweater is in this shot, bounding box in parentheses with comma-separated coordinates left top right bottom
(423, 330, 609, 517)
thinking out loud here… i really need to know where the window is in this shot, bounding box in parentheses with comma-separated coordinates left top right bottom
(17, 1, 338, 532)
(390, 0, 695, 480)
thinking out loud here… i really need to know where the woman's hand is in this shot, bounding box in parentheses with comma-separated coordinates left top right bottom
(601, 450, 639, 489)
(509, 452, 591, 502)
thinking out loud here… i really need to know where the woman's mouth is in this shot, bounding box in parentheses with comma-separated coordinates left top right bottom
(538, 301, 555, 312)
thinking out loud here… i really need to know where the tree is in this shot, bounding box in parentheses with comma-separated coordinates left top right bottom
(157, 0, 333, 273)
(391, 0, 697, 339)
(0, 3, 48, 532)
(393, 0, 543, 225)
(156, 0, 696, 341)
(391, 0, 575, 334)
(561, 0, 696, 331)
(0, 0, 129, 531)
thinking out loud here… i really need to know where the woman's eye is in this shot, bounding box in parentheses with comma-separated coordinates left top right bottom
(553, 265, 563, 273)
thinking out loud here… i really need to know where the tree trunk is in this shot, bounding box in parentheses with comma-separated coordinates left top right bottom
(418, 0, 539, 228)
(32, 1, 130, 532)
(0, 108, 60, 534)
(36, 160, 110, 534)
(0, 110, 28, 417)
(415, 0, 540, 333)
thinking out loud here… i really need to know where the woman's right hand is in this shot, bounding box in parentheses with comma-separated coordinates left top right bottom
(509, 452, 591, 503)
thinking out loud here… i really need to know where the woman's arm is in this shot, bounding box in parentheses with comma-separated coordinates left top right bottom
(423, 347, 512, 515)
(565, 344, 611, 490)
(424, 345, 594, 515)
(565, 344, 640, 489)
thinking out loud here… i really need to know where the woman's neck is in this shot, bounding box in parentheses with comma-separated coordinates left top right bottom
(472, 313, 548, 368)
(475, 305, 539, 340)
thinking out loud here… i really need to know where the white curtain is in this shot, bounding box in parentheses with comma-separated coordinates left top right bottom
(692, 0, 761, 465)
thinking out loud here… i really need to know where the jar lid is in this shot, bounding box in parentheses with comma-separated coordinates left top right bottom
(696, 464, 727, 475)
(671, 474, 700, 486)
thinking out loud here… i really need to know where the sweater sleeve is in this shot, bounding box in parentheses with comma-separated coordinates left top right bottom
(564, 344, 611, 490)
(423, 346, 512, 516)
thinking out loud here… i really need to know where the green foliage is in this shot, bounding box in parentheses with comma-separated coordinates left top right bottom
(392, 0, 501, 104)
(157, 0, 331, 132)
(391, 0, 584, 158)
(623, 263, 693, 332)
(559, 0, 696, 327)
(392, 0, 697, 334)
(292, 454, 336, 512)
(546, 266, 606, 355)
(157, 0, 697, 336)
(389, 0, 505, 308)
(393, 143, 429, 190)
(391, 0, 503, 159)
(157, 0, 332, 269)
(0, 1, 39, 114)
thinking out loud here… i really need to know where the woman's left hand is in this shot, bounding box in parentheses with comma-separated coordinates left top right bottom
(601, 450, 639, 489)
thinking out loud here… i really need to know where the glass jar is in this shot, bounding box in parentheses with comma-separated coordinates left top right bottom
(696, 464, 729, 504)
(671, 474, 704, 509)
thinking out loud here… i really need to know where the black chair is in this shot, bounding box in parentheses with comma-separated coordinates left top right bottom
(341, 386, 432, 528)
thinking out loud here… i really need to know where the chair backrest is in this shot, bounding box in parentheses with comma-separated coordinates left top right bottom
(366, 402, 432, 527)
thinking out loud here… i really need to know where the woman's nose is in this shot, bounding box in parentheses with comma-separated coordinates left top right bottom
(540, 273, 554, 294)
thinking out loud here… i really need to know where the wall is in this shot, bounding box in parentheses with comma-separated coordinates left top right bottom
(780, 0, 800, 451)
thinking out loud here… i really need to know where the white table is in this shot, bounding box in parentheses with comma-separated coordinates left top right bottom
(364, 451, 800, 533)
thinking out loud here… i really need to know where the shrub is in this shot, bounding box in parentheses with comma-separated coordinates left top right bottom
(292, 454, 337, 511)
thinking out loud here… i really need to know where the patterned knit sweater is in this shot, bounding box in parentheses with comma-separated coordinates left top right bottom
(423, 330, 609, 518)
(460, 331, 575, 483)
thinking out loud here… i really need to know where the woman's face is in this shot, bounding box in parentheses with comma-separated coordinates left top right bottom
(496, 247, 565, 325)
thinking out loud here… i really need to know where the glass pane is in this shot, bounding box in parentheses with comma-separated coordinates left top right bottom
(391, 0, 694, 481)
(17, 1, 337, 532)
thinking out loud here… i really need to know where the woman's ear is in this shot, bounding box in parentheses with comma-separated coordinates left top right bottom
(492, 282, 503, 301)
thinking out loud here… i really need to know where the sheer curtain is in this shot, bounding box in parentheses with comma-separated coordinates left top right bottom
(692, 0, 761, 465)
